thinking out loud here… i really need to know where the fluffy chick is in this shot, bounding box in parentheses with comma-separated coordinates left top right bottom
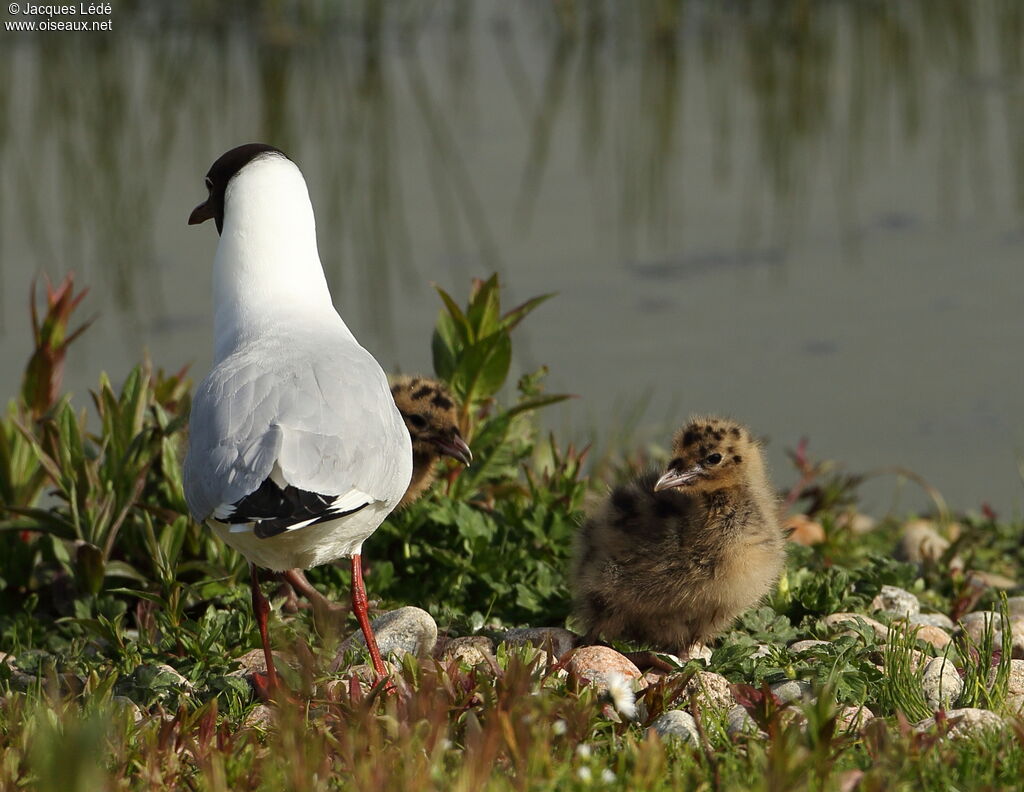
(572, 416, 785, 657)
(389, 375, 472, 507)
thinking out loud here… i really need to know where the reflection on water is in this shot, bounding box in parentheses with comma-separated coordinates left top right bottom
(2, 1, 1023, 511)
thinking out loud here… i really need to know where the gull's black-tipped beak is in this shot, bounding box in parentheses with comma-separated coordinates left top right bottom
(188, 199, 214, 225)
(433, 434, 472, 466)
(653, 465, 701, 492)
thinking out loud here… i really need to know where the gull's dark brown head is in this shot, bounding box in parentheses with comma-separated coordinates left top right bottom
(188, 143, 286, 234)
(390, 376, 471, 466)
(654, 416, 758, 493)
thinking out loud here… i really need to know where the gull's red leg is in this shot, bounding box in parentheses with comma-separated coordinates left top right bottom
(350, 554, 388, 678)
(249, 563, 280, 698)
(282, 568, 346, 623)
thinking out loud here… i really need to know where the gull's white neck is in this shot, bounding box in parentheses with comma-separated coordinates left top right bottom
(211, 155, 348, 361)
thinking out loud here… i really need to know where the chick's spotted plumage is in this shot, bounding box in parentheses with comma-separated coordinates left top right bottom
(572, 416, 786, 656)
(389, 376, 471, 507)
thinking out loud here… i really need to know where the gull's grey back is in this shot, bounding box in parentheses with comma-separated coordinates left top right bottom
(183, 327, 412, 523)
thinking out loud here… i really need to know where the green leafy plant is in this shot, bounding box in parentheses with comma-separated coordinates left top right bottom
(357, 274, 583, 626)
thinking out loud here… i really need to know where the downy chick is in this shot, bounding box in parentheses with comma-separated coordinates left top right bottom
(389, 375, 472, 506)
(572, 416, 786, 657)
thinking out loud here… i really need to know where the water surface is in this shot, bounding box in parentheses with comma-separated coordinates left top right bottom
(2, 1, 1022, 513)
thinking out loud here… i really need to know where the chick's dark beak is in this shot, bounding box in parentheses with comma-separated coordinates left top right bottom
(188, 199, 214, 225)
(433, 433, 472, 466)
(653, 465, 701, 492)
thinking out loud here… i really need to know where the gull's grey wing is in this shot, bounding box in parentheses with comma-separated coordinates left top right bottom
(183, 336, 412, 523)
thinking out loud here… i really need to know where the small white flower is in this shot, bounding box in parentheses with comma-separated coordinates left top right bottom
(577, 766, 593, 782)
(552, 719, 568, 736)
(604, 672, 637, 720)
(600, 768, 616, 783)
(576, 743, 592, 759)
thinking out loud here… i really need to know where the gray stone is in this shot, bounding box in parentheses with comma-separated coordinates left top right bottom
(651, 709, 698, 743)
(836, 705, 873, 732)
(111, 696, 145, 724)
(770, 679, 813, 705)
(871, 585, 920, 618)
(441, 636, 495, 667)
(789, 640, 830, 654)
(243, 704, 274, 730)
(958, 611, 1001, 643)
(7, 670, 35, 692)
(340, 606, 438, 661)
(230, 648, 286, 677)
(908, 613, 955, 631)
(153, 664, 194, 691)
(921, 657, 963, 710)
(501, 627, 577, 658)
(1007, 597, 1024, 618)
(997, 659, 1024, 715)
(820, 612, 888, 640)
(689, 643, 713, 663)
(966, 570, 1017, 590)
(916, 708, 1004, 738)
(682, 671, 734, 711)
(726, 704, 760, 736)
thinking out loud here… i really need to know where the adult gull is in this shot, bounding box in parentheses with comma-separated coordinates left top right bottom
(183, 143, 412, 693)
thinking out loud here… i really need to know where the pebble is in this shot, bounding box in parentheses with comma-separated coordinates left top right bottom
(565, 646, 642, 691)
(785, 514, 825, 546)
(7, 670, 36, 692)
(916, 708, 1004, 738)
(966, 570, 1018, 590)
(788, 639, 831, 654)
(243, 704, 274, 730)
(230, 649, 286, 677)
(901, 623, 952, 650)
(689, 643, 713, 663)
(339, 606, 438, 661)
(868, 647, 926, 673)
(871, 585, 920, 617)
(726, 704, 760, 736)
(651, 709, 698, 742)
(1008, 597, 1024, 618)
(501, 627, 577, 658)
(958, 611, 1001, 643)
(322, 663, 393, 695)
(111, 696, 145, 725)
(836, 705, 873, 732)
(441, 636, 495, 667)
(770, 679, 813, 705)
(908, 613, 955, 631)
(682, 671, 734, 711)
(153, 664, 194, 691)
(921, 657, 963, 710)
(820, 612, 888, 640)
(996, 659, 1024, 715)
(900, 520, 961, 567)
(835, 511, 877, 535)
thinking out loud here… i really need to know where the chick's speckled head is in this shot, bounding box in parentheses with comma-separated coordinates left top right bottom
(655, 416, 759, 493)
(389, 376, 472, 465)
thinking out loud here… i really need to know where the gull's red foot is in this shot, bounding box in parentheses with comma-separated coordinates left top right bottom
(250, 670, 283, 703)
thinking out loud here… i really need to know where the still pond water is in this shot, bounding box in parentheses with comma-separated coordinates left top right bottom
(2, 1, 1023, 514)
